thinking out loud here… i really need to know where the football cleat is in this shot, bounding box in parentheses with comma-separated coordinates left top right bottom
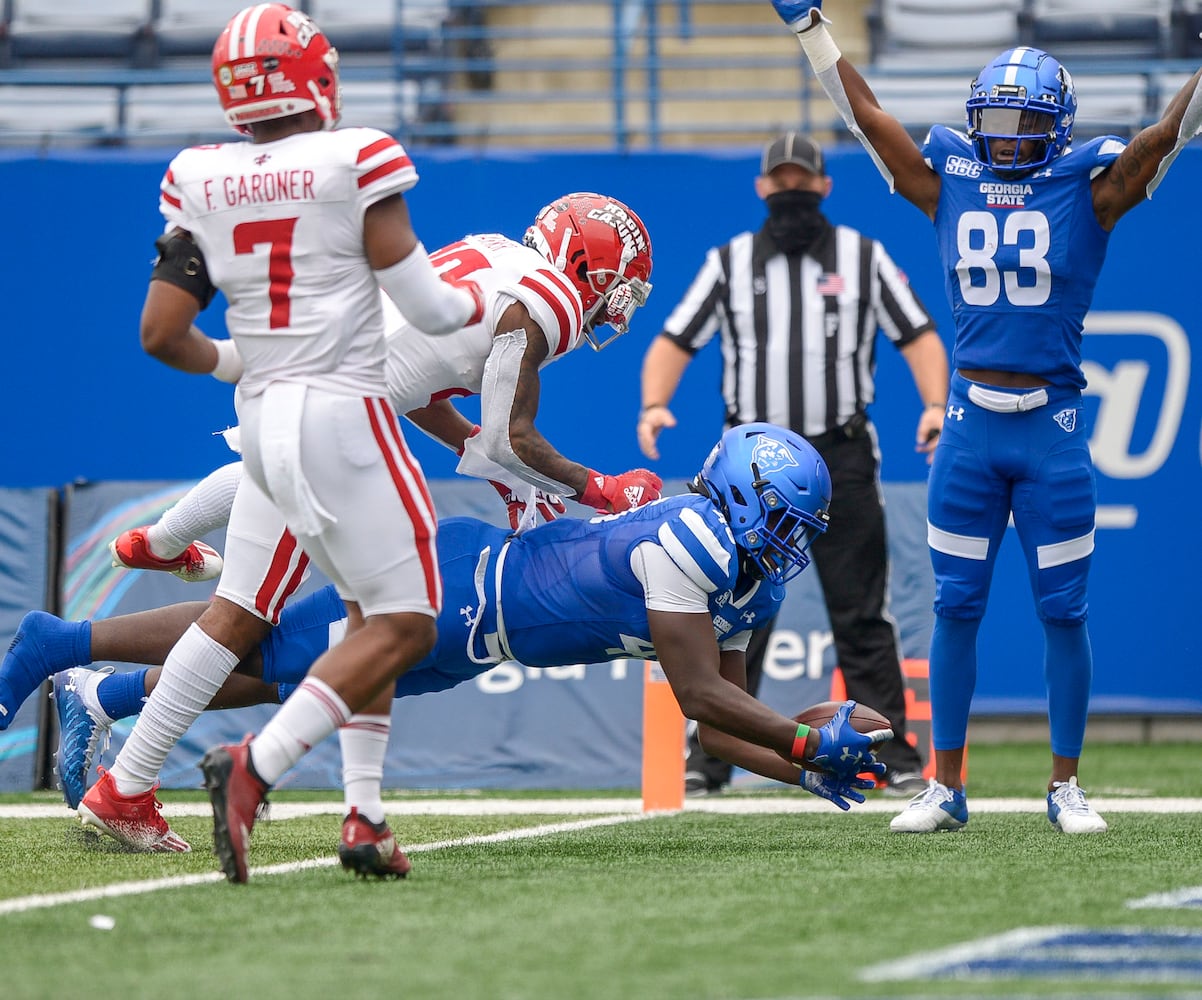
(109, 527, 224, 583)
(338, 807, 411, 879)
(200, 735, 269, 884)
(1047, 777, 1108, 834)
(78, 768, 191, 852)
(52, 666, 114, 810)
(889, 778, 969, 833)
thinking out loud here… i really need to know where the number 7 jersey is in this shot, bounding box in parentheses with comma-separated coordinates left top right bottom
(158, 127, 418, 398)
(923, 126, 1124, 388)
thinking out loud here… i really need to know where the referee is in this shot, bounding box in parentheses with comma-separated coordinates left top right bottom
(638, 132, 949, 797)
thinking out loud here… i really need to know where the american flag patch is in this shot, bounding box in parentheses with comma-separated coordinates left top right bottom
(816, 273, 844, 296)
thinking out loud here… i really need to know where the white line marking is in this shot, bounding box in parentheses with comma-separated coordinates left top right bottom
(1128, 886, 1202, 909)
(859, 926, 1077, 981)
(0, 813, 650, 916)
(4, 796, 1201, 821)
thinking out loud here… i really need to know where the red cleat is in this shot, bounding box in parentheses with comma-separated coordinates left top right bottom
(338, 807, 411, 879)
(78, 767, 191, 853)
(109, 527, 224, 583)
(199, 735, 269, 884)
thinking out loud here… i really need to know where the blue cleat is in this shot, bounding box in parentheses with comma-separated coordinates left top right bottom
(0, 611, 79, 730)
(52, 667, 112, 810)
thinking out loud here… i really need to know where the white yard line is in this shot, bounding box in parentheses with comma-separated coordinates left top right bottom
(3, 795, 1201, 820)
(0, 813, 651, 916)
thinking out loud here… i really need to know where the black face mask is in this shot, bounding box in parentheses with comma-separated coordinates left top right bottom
(764, 189, 828, 255)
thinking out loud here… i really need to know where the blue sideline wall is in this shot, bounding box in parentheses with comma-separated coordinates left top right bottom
(0, 146, 1199, 754)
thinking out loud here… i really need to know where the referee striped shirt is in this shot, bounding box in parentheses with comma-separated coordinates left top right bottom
(662, 223, 934, 438)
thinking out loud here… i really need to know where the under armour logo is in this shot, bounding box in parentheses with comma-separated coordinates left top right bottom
(1053, 408, 1077, 432)
(946, 405, 965, 421)
(741, 610, 757, 623)
(460, 604, 476, 625)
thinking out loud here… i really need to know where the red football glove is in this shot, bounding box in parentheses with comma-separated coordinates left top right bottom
(579, 468, 663, 513)
(489, 480, 567, 530)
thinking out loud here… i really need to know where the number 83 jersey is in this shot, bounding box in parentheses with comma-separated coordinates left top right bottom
(158, 127, 418, 399)
(923, 126, 1124, 388)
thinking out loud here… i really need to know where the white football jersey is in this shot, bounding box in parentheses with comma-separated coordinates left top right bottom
(383, 233, 585, 412)
(159, 127, 418, 398)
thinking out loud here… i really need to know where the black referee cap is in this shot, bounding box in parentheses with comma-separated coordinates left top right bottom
(761, 132, 825, 176)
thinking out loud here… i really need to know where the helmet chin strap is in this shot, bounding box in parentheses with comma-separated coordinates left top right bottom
(553, 227, 573, 272)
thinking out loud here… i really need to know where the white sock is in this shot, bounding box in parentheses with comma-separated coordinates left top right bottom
(109, 624, 239, 796)
(248, 677, 351, 786)
(80, 668, 116, 726)
(150, 461, 243, 556)
(339, 715, 390, 825)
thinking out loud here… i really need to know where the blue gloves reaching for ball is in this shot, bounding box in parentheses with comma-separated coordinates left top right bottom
(801, 770, 876, 811)
(809, 700, 892, 780)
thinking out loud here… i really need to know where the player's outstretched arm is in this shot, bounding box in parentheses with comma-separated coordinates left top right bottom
(1094, 68, 1202, 229)
(770, 0, 939, 216)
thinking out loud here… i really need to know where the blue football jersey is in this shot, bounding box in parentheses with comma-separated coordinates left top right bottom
(922, 126, 1123, 388)
(490, 494, 784, 666)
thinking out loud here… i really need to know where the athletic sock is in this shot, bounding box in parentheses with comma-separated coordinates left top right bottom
(109, 623, 239, 796)
(248, 677, 351, 786)
(151, 461, 242, 556)
(340, 715, 390, 825)
(92, 668, 150, 725)
(0, 614, 91, 727)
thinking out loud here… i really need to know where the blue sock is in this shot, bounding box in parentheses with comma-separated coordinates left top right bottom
(1044, 620, 1092, 759)
(96, 668, 150, 723)
(929, 614, 981, 751)
(0, 612, 92, 729)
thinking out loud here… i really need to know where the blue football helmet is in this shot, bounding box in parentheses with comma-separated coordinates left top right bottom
(695, 423, 831, 586)
(966, 47, 1076, 174)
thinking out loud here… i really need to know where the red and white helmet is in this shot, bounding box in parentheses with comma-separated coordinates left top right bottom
(523, 192, 653, 350)
(211, 4, 341, 135)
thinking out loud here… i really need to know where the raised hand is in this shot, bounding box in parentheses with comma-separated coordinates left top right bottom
(771, 0, 821, 29)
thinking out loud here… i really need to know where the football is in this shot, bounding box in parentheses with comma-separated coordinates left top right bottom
(794, 700, 892, 746)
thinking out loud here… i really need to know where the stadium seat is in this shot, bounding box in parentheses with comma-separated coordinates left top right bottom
(121, 83, 228, 142)
(1170, 0, 1202, 58)
(1069, 73, 1154, 138)
(867, 0, 1023, 70)
(6, 0, 154, 65)
(857, 72, 971, 139)
(0, 84, 120, 141)
(153, 0, 235, 58)
(1019, 0, 1172, 63)
(306, 0, 449, 53)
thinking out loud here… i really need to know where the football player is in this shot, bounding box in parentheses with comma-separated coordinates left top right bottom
(772, 0, 1202, 833)
(13, 425, 888, 877)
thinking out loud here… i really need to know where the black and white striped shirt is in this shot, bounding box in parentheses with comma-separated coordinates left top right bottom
(662, 223, 934, 437)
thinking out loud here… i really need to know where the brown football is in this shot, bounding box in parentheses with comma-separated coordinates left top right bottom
(794, 700, 892, 746)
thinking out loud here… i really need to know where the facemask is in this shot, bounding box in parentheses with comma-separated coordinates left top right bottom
(764, 189, 828, 255)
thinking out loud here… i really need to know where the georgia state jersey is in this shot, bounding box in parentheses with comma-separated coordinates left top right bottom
(481, 495, 784, 666)
(159, 128, 417, 398)
(923, 126, 1123, 388)
(382, 233, 585, 412)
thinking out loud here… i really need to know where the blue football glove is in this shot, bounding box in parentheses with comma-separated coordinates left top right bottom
(801, 770, 874, 811)
(809, 700, 892, 780)
(771, 0, 822, 31)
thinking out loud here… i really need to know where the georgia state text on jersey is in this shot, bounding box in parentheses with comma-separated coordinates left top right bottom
(474, 495, 785, 667)
(382, 233, 586, 412)
(923, 126, 1124, 388)
(158, 128, 417, 398)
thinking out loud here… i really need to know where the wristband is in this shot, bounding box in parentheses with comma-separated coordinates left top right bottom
(210, 337, 243, 384)
(791, 722, 811, 761)
(798, 19, 841, 73)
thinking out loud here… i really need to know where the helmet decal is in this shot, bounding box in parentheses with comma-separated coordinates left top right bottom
(750, 438, 799, 475)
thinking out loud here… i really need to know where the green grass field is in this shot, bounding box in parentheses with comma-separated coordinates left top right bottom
(3, 742, 1201, 1000)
